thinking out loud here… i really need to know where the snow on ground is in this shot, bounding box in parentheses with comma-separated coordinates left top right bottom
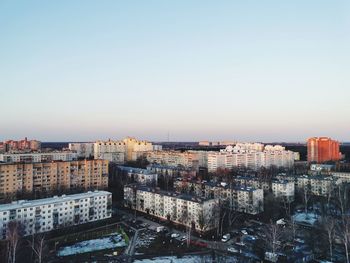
(57, 233, 127, 256)
(292, 212, 319, 225)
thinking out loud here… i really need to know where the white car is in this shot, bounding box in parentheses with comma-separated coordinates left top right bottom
(227, 247, 239, 253)
(171, 233, 180, 238)
(241, 230, 248, 235)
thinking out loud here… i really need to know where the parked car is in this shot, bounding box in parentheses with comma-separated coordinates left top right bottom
(221, 233, 231, 242)
(241, 230, 248, 235)
(171, 233, 180, 238)
(227, 247, 239, 253)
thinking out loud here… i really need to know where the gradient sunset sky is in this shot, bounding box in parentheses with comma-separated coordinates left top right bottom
(0, 1, 349, 142)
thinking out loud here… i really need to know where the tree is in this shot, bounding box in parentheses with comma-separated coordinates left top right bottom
(301, 187, 310, 214)
(322, 216, 336, 261)
(263, 222, 284, 255)
(29, 234, 46, 263)
(337, 216, 350, 263)
(6, 221, 22, 263)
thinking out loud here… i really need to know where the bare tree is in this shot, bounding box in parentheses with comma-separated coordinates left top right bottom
(337, 216, 350, 263)
(263, 222, 284, 255)
(301, 187, 310, 215)
(322, 216, 336, 262)
(29, 234, 46, 263)
(6, 221, 22, 263)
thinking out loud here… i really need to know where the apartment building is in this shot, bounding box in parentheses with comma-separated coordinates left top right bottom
(68, 143, 94, 158)
(307, 137, 341, 163)
(174, 180, 264, 214)
(330, 172, 350, 183)
(146, 164, 197, 179)
(124, 184, 218, 232)
(207, 144, 297, 172)
(146, 151, 199, 170)
(0, 191, 112, 239)
(0, 138, 41, 152)
(94, 140, 125, 164)
(0, 151, 78, 163)
(94, 137, 155, 163)
(271, 180, 295, 202)
(233, 176, 271, 192)
(296, 175, 335, 196)
(118, 166, 158, 185)
(0, 160, 109, 197)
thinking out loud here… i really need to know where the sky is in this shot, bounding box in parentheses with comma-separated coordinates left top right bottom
(0, 1, 349, 142)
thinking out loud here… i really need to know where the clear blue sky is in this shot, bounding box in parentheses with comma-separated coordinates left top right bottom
(0, 1, 349, 142)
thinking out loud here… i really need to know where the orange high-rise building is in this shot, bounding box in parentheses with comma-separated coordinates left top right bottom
(307, 137, 341, 163)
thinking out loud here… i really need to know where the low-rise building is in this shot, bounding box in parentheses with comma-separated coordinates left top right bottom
(146, 164, 197, 179)
(124, 184, 218, 233)
(271, 180, 295, 202)
(118, 166, 158, 185)
(295, 175, 335, 196)
(0, 191, 112, 239)
(174, 180, 264, 214)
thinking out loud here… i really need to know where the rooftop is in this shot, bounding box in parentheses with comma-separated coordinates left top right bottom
(0, 191, 111, 212)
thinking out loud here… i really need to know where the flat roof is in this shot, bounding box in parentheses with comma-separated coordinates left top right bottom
(128, 185, 213, 203)
(0, 191, 111, 212)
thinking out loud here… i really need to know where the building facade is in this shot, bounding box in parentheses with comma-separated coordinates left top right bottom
(146, 151, 199, 170)
(307, 137, 341, 163)
(0, 151, 78, 163)
(0, 191, 112, 239)
(174, 180, 264, 214)
(118, 166, 158, 185)
(68, 143, 94, 158)
(0, 160, 109, 197)
(0, 138, 41, 153)
(124, 184, 218, 232)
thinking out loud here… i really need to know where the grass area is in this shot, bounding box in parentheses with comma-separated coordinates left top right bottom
(119, 227, 130, 244)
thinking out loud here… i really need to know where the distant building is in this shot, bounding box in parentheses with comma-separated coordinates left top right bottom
(0, 160, 109, 197)
(118, 166, 158, 185)
(198, 141, 235, 147)
(206, 144, 297, 172)
(94, 140, 126, 164)
(147, 164, 197, 179)
(68, 142, 94, 158)
(0, 138, 41, 152)
(146, 151, 199, 170)
(93, 137, 154, 163)
(0, 191, 112, 239)
(124, 184, 218, 233)
(0, 151, 78, 163)
(307, 137, 341, 163)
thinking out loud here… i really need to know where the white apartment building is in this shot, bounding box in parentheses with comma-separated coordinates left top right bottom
(118, 166, 158, 185)
(124, 185, 218, 232)
(296, 175, 335, 196)
(330, 172, 350, 183)
(174, 180, 264, 214)
(146, 164, 197, 178)
(68, 143, 94, 158)
(207, 144, 297, 172)
(271, 180, 295, 202)
(0, 151, 78, 163)
(94, 140, 126, 164)
(0, 191, 112, 239)
(94, 137, 155, 163)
